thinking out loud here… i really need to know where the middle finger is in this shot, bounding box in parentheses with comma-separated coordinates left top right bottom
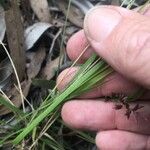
(62, 100, 150, 134)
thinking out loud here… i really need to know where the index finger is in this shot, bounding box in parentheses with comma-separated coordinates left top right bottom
(67, 30, 94, 63)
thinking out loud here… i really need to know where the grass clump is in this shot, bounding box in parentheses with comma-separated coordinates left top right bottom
(0, 42, 113, 149)
(13, 52, 113, 145)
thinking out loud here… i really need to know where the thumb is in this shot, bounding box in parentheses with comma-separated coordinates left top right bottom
(84, 6, 150, 89)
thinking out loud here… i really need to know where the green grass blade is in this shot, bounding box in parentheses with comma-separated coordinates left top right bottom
(76, 131, 95, 144)
(0, 95, 24, 117)
(0, 130, 22, 145)
(41, 137, 65, 150)
(69, 67, 113, 98)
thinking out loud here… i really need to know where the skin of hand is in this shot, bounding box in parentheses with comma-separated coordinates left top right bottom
(57, 5, 150, 150)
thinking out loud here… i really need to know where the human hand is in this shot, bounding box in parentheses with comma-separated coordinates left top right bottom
(57, 6, 150, 150)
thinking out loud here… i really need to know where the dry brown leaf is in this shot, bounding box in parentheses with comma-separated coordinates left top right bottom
(57, 0, 84, 28)
(41, 57, 60, 80)
(30, 0, 51, 22)
(26, 45, 46, 79)
(5, 0, 26, 81)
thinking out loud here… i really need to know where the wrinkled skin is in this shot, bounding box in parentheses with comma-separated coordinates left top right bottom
(57, 5, 150, 150)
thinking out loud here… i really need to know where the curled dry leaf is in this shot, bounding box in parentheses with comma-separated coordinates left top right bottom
(0, 4, 5, 41)
(30, 0, 51, 22)
(25, 22, 53, 50)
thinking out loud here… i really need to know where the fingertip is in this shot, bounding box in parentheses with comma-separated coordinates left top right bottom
(66, 30, 93, 63)
(96, 130, 149, 150)
(67, 30, 87, 61)
(61, 100, 116, 131)
(61, 101, 86, 129)
(84, 6, 122, 43)
(96, 131, 122, 149)
(61, 101, 73, 127)
(95, 131, 109, 149)
(57, 67, 78, 91)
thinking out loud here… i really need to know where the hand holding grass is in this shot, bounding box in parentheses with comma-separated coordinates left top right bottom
(58, 6, 150, 149)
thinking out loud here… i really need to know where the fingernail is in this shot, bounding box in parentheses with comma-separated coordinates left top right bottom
(84, 6, 122, 42)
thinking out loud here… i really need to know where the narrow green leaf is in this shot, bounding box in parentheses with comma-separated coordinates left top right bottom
(0, 95, 24, 117)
